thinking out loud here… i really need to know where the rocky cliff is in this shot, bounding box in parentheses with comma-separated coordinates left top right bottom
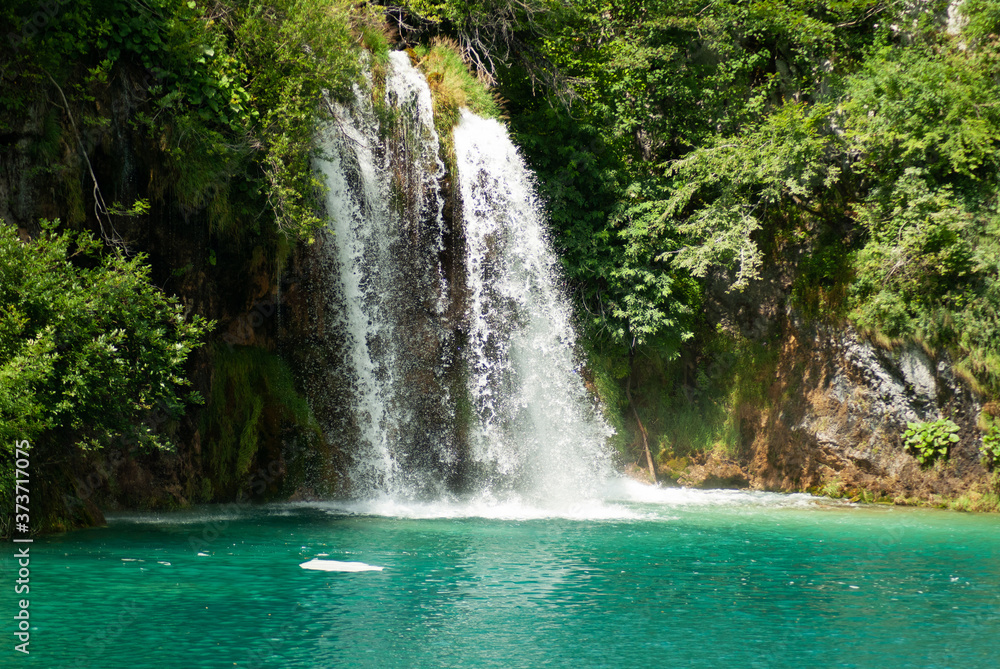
(673, 317, 998, 510)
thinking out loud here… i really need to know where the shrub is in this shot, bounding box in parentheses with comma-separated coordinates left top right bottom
(981, 424, 1000, 471)
(0, 220, 210, 519)
(903, 419, 960, 467)
(0, 220, 211, 447)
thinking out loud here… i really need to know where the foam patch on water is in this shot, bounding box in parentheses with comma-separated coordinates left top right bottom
(300, 559, 384, 572)
(286, 479, 846, 522)
(603, 477, 842, 509)
(300, 496, 642, 522)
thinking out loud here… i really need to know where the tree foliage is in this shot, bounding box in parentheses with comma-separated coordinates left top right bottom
(1, 0, 384, 240)
(480, 0, 1000, 395)
(0, 221, 210, 497)
(487, 1, 886, 353)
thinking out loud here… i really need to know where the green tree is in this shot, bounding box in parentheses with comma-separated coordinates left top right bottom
(0, 221, 211, 518)
(492, 1, 886, 353)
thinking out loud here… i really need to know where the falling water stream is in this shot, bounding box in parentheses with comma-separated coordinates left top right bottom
(453, 110, 612, 504)
(312, 52, 455, 499)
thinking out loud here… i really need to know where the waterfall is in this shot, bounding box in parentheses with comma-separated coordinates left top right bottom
(310, 53, 611, 508)
(312, 52, 455, 499)
(453, 110, 612, 504)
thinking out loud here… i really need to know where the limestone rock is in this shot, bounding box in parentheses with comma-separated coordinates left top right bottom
(677, 451, 749, 489)
(743, 320, 989, 503)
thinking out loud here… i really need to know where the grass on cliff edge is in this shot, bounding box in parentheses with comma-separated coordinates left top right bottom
(412, 38, 502, 144)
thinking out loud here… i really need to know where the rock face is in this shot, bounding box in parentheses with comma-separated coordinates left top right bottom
(723, 320, 993, 502)
(662, 314, 996, 506)
(677, 451, 750, 489)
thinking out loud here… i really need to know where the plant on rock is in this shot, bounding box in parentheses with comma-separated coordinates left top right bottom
(980, 424, 1000, 471)
(903, 419, 960, 467)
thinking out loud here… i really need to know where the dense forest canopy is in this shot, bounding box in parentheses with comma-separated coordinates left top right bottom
(474, 1, 1000, 374)
(3, 0, 1000, 527)
(395, 0, 1000, 412)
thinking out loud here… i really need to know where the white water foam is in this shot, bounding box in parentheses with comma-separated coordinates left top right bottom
(304, 496, 642, 522)
(602, 477, 835, 509)
(289, 479, 840, 522)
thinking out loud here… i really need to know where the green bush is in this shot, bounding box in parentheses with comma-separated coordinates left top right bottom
(0, 220, 210, 514)
(0, 220, 211, 448)
(903, 419, 960, 467)
(981, 424, 1000, 470)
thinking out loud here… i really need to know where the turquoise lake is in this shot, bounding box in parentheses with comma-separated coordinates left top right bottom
(6, 483, 1000, 668)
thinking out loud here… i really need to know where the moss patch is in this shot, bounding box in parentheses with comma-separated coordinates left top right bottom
(200, 344, 320, 499)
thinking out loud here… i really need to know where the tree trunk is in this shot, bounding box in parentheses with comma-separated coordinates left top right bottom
(625, 369, 657, 483)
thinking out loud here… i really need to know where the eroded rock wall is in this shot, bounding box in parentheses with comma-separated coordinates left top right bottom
(683, 318, 995, 504)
